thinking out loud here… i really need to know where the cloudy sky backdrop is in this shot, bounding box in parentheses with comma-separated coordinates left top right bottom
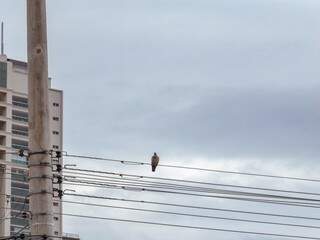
(1, 0, 320, 239)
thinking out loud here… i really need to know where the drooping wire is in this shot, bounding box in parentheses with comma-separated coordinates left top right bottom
(63, 179, 320, 208)
(54, 192, 320, 221)
(63, 184, 320, 209)
(64, 168, 320, 197)
(63, 152, 320, 183)
(62, 200, 320, 229)
(61, 212, 320, 240)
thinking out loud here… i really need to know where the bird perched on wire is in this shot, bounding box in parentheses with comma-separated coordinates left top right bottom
(151, 152, 159, 172)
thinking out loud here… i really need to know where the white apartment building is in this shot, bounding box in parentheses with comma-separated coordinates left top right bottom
(0, 54, 63, 238)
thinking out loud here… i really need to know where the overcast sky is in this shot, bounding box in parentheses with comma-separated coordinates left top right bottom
(1, 0, 320, 239)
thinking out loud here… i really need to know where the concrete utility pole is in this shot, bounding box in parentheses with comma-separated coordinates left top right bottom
(27, 0, 53, 238)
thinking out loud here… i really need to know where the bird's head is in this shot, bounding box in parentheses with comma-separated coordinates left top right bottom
(154, 152, 157, 156)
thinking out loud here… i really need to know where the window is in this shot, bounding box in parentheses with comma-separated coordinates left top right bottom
(12, 139, 28, 150)
(53, 131, 59, 135)
(11, 155, 27, 165)
(11, 196, 28, 203)
(0, 62, 7, 88)
(11, 202, 29, 211)
(12, 124, 28, 137)
(12, 173, 27, 182)
(0, 135, 6, 146)
(54, 231, 59, 236)
(12, 110, 28, 123)
(12, 182, 29, 189)
(12, 96, 28, 108)
(53, 145, 59, 149)
(11, 217, 29, 227)
(53, 103, 59, 107)
(0, 106, 6, 117)
(0, 92, 7, 102)
(54, 217, 59, 221)
(11, 187, 29, 197)
(53, 117, 59, 121)
(53, 202, 59, 206)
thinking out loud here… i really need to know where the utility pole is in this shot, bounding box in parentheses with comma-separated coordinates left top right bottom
(27, 0, 53, 239)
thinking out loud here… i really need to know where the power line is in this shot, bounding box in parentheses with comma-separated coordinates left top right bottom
(45, 192, 320, 222)
(64, 179, 320, 207)
(6, 190, 320, 221)
(64, 182, 320, 209)
(64, 170, 320, 200)
(64, 168, 320, 197)
(61, 212, 320, 240)
(64, 175, 320, 202)
(64, 152, 320, 183)
(62, 200, 320, 229)
(64, 167, 320, 202)
(64, 185, 320, 209)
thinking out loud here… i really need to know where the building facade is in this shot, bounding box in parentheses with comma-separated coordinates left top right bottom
(0, 54, 63, 238)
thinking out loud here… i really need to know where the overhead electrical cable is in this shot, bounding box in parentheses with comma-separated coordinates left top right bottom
(63, 169, 320, 197)
(63, 152, 320, 183)
(63, 183, 320, 208)
(61, 212, 320, 240)
(63, 177, 320, 204)
(63, 193, 320, 221)
(62, 200, 320, 229)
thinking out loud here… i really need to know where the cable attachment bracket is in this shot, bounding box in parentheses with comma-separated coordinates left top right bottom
(28, 150, 49, 157)
(53, 175, 63, 184)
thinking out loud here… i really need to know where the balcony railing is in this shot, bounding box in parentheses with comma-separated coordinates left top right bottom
(12, 101, 28, 108)
(11, 158, 27, 166)
(12, 129, 28, 137)
(12, 115, 28, 123)
(12, 144, 28, 150)
(63, 233, 80, 239)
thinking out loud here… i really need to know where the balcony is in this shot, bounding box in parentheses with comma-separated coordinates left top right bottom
(0, 106, 6, 117)
(0, 135, 6, 146)
(12, 130, 28, 137)
(0, 121, 6, 131)
(12, 125, 28, 137)
(12, 96, 28, 109)
(12, 101, 28, 108)
(0, 92, 7, 103)
(12, 139, 28, 150)
(12, 110, 28, 123)
(11, 155, 27, 165)
(0, 150, 5, 161)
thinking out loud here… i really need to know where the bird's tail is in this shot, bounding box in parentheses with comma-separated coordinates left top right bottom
(152, 166, 156, 172)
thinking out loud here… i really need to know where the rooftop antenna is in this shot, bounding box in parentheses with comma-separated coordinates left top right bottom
(1, 22, 4, 55)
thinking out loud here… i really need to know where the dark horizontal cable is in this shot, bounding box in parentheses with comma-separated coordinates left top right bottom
(66, 174, 286, 199)
(64, 153, 320, 183)
(62, 200, 320, 229)
(64, 167, 320, 201)
(65, 174, 313, 202)
(64, 193, 320, 221)
(64, 182, 320, 208)
(64, 171, 320, 201)
(65, 193, 320, 221)
(61, 212, 320, 240)
(64, 168, 320, 196)
(63, 177, 320, 203)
